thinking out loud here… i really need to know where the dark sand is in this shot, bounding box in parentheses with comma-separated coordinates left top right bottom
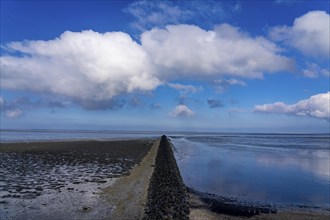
(0, 139, 155, 220)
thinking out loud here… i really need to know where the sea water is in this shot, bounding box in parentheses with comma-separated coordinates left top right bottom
(170, 133, 330, 208)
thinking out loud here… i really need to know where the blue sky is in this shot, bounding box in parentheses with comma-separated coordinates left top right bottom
(0, 0, 329, 132)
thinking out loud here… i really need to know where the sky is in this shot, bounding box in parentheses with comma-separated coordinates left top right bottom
(0, 0, 329, 133)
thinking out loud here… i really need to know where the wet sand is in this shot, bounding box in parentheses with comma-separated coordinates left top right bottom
(101, 139, 160, 219)
(0, 139, 155, 220)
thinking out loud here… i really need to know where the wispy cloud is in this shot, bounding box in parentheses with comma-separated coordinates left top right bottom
(127, 96, 144, 108)
(150, 103, 161, 110)
(229, 98, 239, 104)
(231, 1, 242, 13)
(274, 0, 298, 5)
(1, 97, 68, 109)
(0, 97, 4, 106)
(0, 96, 69, 117)
(167, 83, 202, 95)
(207, 98, 224, 108)
(213, 78, 246, 93)
(5, 108, 24, 119)
(302, 62, 330, 78)
(254, 92, 330, 120)
(228, 108, 245, 115)
(76, 99, 126, 111)
(168, 82, 203, 105)
(269, 11, 330, 58)
(124, 0, 236, 31)
(169, 104, 195, 117)
(1, 96, 24, 118)
(215, 79, 246, 86)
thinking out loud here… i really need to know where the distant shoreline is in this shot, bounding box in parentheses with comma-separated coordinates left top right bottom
(1, 128, 329, 135)
(0, 137, 155, 144)
(1, 129, 329, 144)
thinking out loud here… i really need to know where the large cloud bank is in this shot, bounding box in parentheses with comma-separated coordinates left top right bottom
(6, 10, 329, 109)
(1, 25, 292, 104)
(254, 92, 330, 120)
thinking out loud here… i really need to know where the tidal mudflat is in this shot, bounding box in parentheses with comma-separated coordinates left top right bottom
(0, 139, 154, 220)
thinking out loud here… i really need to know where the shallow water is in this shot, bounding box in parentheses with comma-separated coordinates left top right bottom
(170, 134, 330, 208)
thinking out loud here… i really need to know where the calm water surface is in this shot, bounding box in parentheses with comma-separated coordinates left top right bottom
(170, 134, 330, 208)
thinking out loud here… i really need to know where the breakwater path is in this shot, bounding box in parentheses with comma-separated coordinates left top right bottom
(143, 135, 190, 219)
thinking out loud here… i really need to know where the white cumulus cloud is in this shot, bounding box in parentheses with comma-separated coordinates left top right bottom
(5, 108, 24, 119)
(254, 92, 330, 120)
(169, 104, 195, 117)
(1, 30, 161, 104)
(270, 11, 330, 58)
(142, 24, 294, 79)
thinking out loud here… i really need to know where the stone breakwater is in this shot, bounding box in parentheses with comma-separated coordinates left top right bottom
(143, 135, 189, 220)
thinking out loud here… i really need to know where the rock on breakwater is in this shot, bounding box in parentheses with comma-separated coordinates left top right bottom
(143, 135, 189, 220)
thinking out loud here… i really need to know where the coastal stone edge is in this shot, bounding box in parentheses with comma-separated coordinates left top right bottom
(143, 135, 189, 219)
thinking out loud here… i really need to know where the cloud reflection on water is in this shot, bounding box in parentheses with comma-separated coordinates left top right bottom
(171, 134, 330, 206)
(256, 149, 330, 179)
